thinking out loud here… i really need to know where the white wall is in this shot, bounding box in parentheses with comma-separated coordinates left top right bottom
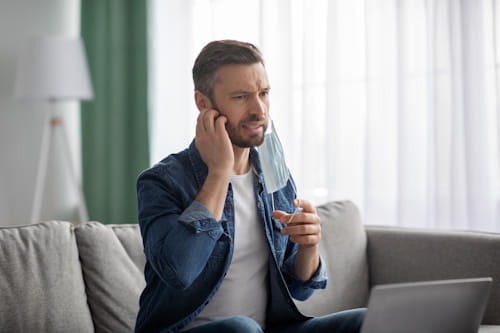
(0, 0, 82, 226)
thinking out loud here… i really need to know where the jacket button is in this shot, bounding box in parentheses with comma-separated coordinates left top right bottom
(204, 300, 209, 306)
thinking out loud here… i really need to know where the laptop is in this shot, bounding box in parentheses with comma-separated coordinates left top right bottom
(360, 277, 492, 333)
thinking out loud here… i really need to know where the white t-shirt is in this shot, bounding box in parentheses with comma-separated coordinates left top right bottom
(184, 169, 269, 329)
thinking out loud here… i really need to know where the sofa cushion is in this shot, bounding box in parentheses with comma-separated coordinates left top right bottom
(0, 221, 93, 332)
(295, 201, 369, 315)
(111, 223, 147, 271)
(75, 222, 146, 333)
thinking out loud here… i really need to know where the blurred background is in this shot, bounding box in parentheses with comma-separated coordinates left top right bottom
(0, 0, 498, 232)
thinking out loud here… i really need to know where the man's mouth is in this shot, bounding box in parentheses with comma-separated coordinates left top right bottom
(242, 122, 265, 135)
(243, 123, 263, 129)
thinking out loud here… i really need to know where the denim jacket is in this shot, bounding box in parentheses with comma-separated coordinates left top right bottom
(135, 141, 327, 333)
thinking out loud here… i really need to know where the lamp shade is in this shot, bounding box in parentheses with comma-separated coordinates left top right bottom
(14, 36, 94, 101)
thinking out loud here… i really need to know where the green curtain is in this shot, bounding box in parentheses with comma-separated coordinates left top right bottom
(80, 0, 149, 224)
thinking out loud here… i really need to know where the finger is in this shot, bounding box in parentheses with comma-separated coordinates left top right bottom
(196, 109, 212, 133)
(281, 224, 321, 236)
(279, 212, 320, 226)
(214, 115, 228, 136)
(289, 234, 321, 246)
(294, 199, 316, 214)
(273, 209, 306, 220)
(272, 210, 288, 220)
(202, 109, 219, 133)
(273, 210, 299, 224)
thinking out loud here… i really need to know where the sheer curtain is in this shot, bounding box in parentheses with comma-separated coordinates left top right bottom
(150, 0, 500, 232)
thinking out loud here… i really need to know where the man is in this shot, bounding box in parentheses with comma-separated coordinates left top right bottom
(136, 40, 365, 332)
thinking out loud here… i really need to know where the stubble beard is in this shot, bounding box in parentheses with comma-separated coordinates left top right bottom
(225, 116, 267, 148)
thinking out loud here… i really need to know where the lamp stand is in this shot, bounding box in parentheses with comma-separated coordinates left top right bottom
(31, 105, 89, 223)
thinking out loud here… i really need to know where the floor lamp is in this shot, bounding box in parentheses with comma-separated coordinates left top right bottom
(14, 36, 94, 223)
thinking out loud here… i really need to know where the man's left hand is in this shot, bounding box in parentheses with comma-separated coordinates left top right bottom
(273, 199, 321, 281)
(273, 199, 321, 249)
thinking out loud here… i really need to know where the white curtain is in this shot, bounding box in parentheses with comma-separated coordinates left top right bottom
(150, 0, 500, 232)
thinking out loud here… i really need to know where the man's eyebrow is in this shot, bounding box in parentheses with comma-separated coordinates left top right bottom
(228, 87, 271, 95)
(228, 90, 251, 95)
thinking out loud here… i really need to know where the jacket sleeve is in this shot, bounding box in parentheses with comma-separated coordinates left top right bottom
(281, 231, 328, 301)
(282, 246, 328, 301)
(137, 168, 225, 290)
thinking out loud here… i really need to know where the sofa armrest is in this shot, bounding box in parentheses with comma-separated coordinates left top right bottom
(366, 225, 500, 325)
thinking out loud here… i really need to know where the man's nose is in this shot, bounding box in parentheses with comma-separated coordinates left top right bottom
(249, 94, 267, 117)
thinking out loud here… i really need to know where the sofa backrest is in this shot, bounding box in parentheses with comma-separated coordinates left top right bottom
(74, 221, 146, 333)
(294, 200, 370, 315)
(0, 221, 94, 332)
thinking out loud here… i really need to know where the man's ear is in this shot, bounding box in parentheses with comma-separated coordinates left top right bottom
(194, 91, 213, 111)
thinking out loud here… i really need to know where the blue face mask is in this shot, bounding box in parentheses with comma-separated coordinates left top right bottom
(257, 120, 291, 194)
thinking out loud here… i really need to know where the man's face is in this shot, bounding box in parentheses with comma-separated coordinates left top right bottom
(210, 63, 270, 148)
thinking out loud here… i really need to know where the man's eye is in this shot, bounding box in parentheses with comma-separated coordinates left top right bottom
(233, 95, 246, 100)
(260, 91, 269, 97)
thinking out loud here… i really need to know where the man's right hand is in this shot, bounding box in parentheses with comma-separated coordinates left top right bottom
(194, 109, 234, 221)
(195, 109, 234, 178)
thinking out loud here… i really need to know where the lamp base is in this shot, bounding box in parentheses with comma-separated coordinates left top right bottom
(31, 110, 88, 223)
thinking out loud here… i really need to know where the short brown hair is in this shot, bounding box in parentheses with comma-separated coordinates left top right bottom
(192, 40, 264, 100)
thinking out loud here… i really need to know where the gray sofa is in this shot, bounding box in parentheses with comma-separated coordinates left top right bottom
(0, 201, 498, 332)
